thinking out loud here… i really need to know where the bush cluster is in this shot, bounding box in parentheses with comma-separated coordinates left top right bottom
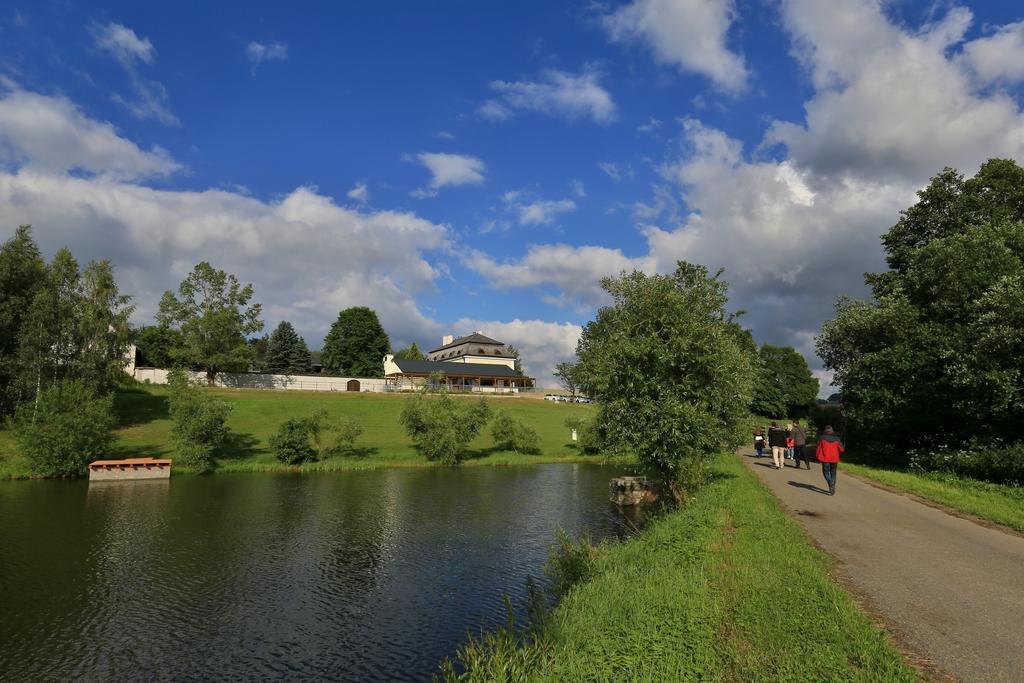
(908, 444, 1024, 486)
(14, 379, 116, 477)
(167, 368, 232, 473)
(399, 390, 491, 465)
(564, 416, 604, 455)
(491, 410, 540, 454)
(270, 410, 365, 464)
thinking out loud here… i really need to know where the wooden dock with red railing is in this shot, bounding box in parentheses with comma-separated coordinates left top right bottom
(88, 457, 172, 481)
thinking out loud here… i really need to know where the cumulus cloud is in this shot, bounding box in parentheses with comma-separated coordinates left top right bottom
(467, 1, 1024, 394)
(346, 182, 369, 204)
(603, 0, 748, 92)
(569, 179, 586, 198)
(465, 245, 654, 311)
(962, 21, 1024, 83)
(481, 68, 616, 124)
(246, 41, 288, 70)
(515, 199, 576, 226)
(0, 88, 180, 179)
(451, 318, 583, 388)
(412, 152, 485, 196)
(92, 22, 155, 68)
(0, 87, 457, 353)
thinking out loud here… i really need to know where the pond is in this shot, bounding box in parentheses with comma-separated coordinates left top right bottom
(0, 464, 634, 681)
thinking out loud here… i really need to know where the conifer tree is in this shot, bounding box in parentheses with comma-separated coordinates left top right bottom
(266, 321, 311, 374)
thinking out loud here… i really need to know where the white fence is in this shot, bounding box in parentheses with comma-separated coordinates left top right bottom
(132, 368, 528, 395)
(133, 368, 389, 392)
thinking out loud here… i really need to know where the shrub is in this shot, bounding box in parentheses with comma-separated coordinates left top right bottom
(332, 415, 364, 455)
(545, 528, 599, 599)
(270, 418, 317, 464)
(491, 410, 541, 454)
(399, 389, 491, 465)
(14, 379, 115, 477)
(565, 416, 604, 455)
(908, 443, 1024, 486)
(167, 368, 232, 472)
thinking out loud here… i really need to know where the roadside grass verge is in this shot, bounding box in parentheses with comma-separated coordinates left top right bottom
(844, 462, 1024, 534)
(443, 453, 916, 682)
(0, 387, 615, 478)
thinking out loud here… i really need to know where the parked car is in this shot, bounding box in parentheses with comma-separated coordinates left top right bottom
(544, 394, 559, 401)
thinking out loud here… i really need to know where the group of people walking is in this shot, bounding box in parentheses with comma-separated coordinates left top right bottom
(753, 422, 845, 495)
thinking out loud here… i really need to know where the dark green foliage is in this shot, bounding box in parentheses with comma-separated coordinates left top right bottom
(808, 403, 844, 434)
(505, 345, 524, 376)
(908, 445, 1024, 486)
(247, 334, 270, 372)
(14, 379, 115, 477)
(157, 262, 263, 385)
(553, 361, 580, 397)
(490, 410, 540, 454)
(753, 344, 819, 418)
(818, 159, 1024, 466)
(265, 321, 311, 374)
(321, 307, 390, 377)
(545, 529, 599, 599)
(134, 325, 184, 368)
(0, 226, 45, 415)
(393, 342, 425, 360)
(167, 368, 232, 472)
(564, 416, 603, 454)
(576, 262, 755, 502)
(399, 389, 491, 465)
(270, 418, 317, 464)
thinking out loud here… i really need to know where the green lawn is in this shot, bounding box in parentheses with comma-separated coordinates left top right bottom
(0, 386, 615, 478)
(445, 453, 917, 682)
(844, 462, 1024, 533)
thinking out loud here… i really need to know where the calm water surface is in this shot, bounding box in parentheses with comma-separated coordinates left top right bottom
(0, 464, 632, 681)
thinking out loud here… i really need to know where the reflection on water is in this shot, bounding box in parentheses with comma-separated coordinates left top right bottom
(0, 464, 631, 681)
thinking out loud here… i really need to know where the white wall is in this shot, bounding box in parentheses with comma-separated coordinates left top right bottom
(133, 368, 389, 392)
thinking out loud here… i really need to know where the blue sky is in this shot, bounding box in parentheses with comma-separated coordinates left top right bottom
(2, 1, 1023, 389)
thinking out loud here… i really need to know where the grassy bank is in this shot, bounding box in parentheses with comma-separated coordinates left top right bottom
(0, 386, 615, 479)
(446, 453, 916, 682)
(844, 463, 1024, 533)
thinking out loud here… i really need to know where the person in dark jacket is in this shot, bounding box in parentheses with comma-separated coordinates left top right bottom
(815, 425, 845, 495)
(753, 427, 766, 457)
(767, 422, 789, 470)
(790, 421, 809, 469)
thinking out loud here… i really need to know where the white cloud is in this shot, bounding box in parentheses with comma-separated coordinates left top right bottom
(465, 245, 654, 311)
(637, 116, 662, 134)
(603, 0, 748, 92)
(962, 21, 1024, 83)
(0, 87, 455, 352)
(483, 68, 616, 124)
(0, 88, 180, 180)
(92, 22, 154, 68)
(597, 161, 633, 181)
(515, 199, 576, 226)
(246, 41, 288, 70)
(346, 182, 369, 204)
(467, 2, 1024, 395)
(569, 179, 586, 198)
(435, 131, 456, 140)
(452, 318, 583, 388)
(413, 152, 486, 194)
(91, 22, 179, 126)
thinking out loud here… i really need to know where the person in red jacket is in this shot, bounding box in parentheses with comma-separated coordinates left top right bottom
(815, 425, 845, 495)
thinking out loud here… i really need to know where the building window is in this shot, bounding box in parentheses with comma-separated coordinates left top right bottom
(478, 348, 486, 354)
(494, 350, 502, 355)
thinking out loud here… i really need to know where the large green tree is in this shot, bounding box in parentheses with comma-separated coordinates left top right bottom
(157, 262, 263, 385)
(818, 159, 1024, 457)
(266, 321, 311, 374)
(553, 361, 581, 397)
(321, 307, 390, 377)
(0, 226, 45, 415)
(393, 342, 425, 360)
(17, 250, 134, 409)
(576, 262, 756, 503)
(134, 325, 184, 368)
(754, 344, 819, 418)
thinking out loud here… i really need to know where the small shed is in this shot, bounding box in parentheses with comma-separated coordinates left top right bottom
(88, 457, 172, 481)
